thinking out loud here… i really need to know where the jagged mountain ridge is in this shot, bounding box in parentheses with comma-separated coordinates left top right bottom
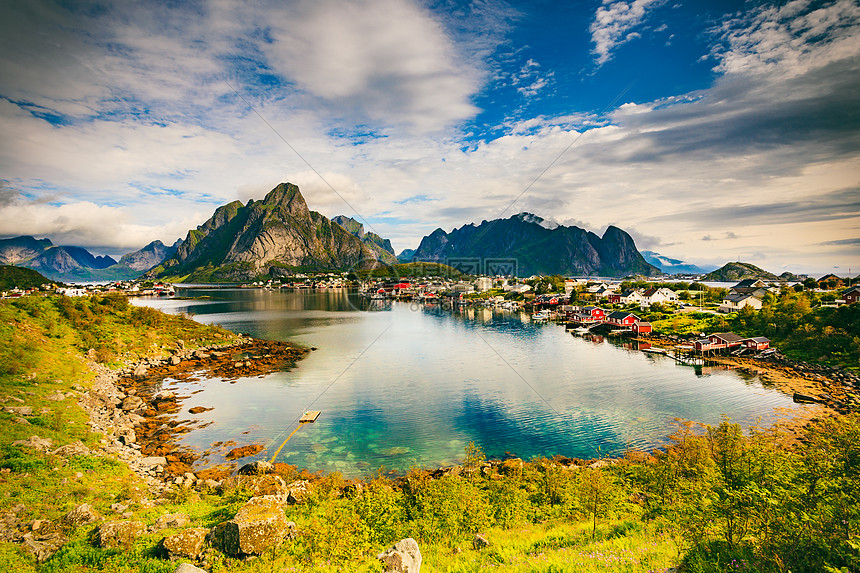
(119, 239, 181, 272)
(151, 183, 390, 281)
(331, 215, 397, 264)
(410, 213, 660, 277)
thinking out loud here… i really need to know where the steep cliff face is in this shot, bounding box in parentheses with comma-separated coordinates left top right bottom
(331, 215, 397, 264)
(410, 213, 659, 277)
(152, 183, 389, 281)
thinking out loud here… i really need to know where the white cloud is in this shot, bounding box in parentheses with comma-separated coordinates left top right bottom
(590, 0, 665, 65)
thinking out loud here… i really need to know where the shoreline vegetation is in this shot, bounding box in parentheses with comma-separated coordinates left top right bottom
(0, 294, 858, 572)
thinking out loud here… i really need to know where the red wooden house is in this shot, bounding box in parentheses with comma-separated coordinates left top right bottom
(742, 337, 770, 350)
(606, 311, 640, 327)
(576, 306, 606, 323)
(632, 321, 652, 334)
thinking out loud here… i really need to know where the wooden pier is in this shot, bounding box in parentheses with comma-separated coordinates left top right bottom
(299, 410, 321, 423)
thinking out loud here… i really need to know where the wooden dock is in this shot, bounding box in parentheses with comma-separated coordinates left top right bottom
(299, 410, 321, 423)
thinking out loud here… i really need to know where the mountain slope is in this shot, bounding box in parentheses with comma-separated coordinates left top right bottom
(151, 183, 389, 281)
(0, 265, 55, 290)
(703, 262, 780, 282)
(410, 213, 659, 277)
(0, 236, 53, 265)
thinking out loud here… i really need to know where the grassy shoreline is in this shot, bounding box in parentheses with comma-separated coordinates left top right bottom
(0, 295, 857, 572)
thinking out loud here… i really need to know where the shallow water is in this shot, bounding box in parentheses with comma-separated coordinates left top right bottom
(134, 288, 809, 477)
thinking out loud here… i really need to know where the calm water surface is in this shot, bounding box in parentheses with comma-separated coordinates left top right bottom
(133, 288, 809, 477)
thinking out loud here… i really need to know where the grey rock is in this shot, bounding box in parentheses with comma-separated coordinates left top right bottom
(139, 456, 168, 467)
(12, 435, 52, 452)
(95, 520, 145, 548)
(20, 531, 67, 562)
(52, 441, 91, 457)
(4, 406, 33, 416)
(63, 503, 102, 527)
(174, 563, 208, 573)
(162, 527, 208, 560)
(133, 363, 148, 379)
(472, 533, 490, 550)
(211, 496, 291, 556)
(237, 460, 273, 475)
(45, 392, 66, 402)
(378, 538, 422, 573)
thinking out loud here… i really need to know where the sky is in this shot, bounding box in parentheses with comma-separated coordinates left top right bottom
(0, 0, 858, 276)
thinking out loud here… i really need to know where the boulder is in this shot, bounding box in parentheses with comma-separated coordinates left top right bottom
(12, 435, 52, 452)
(133, 363, 148, 379)
(472, 533, 490, 550)
(121, 396, 146, 412)
(286, 480, 310, 504)
(95, 520, 145, 548)
(45, 392, 66, 402)
(237, 460, 273, 475)
(170, 355, 181, 366)
(63, 504, 102, 528)
(162, 527, 209, 560)
(4, 406, 33, 416)
(212, 496, 291, 556)
(174, 563, 208, 573)
(139, 456, 168, 467)
(155, 513, 190, 530)
(377, 538, 422, 573)
(117, 428, 136, 445)
(20, 531, 67, 562)
(52, 441, 91, 457)
(152, 390, 176, 403)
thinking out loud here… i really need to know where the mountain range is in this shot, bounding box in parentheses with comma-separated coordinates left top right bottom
(0, 236, 180, 283)
(408, 213, 660, 277)
(3, 182, 664, 282)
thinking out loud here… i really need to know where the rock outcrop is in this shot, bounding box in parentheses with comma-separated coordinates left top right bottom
(377, 538, 422, 573)
(211, 496, 294, 556)
(95, 520, 146, 548)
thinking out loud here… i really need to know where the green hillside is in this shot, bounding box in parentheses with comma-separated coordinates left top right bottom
(0, 265, 55, 290)
(703, 261, 780, 282)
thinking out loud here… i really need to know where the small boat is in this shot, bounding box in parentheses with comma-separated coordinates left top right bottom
(572, 326, 590, 334)
(531, 311, 549, 320)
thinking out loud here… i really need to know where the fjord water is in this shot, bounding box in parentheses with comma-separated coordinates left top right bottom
(134, 289, 808, 477)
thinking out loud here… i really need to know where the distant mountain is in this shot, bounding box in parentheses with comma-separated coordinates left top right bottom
(0, 265, 55, 290)
(331, 215, 397, 264)
(0, 235, 150, 282)
(119, 239, 181, 272)
(641, 251, 712, 275)
(150, 183, 391, 282)
(410, 213, 659, 277)
(703, 262, 780, 282)
(0, 236, 53, 265)
(397, 249, 415, 263)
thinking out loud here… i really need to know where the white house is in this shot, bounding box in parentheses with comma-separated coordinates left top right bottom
(642, 287, 678, 305)
(503, 283, 533, 294)
(474, 277, 493, 292)
(719, 293, 763, 313)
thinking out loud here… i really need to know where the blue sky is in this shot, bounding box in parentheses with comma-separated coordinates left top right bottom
(0, 0, 858, 275)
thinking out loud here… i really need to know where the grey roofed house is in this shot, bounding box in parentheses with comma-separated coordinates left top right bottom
(710, 332, 745, 344)
(730, 279, 767, 295)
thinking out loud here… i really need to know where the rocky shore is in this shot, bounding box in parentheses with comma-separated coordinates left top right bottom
(78, 336, 310, 491)
(638, 334, 860, 414)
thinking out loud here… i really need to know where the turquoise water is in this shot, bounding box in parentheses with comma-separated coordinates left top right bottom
(133, 288, 810, 477)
